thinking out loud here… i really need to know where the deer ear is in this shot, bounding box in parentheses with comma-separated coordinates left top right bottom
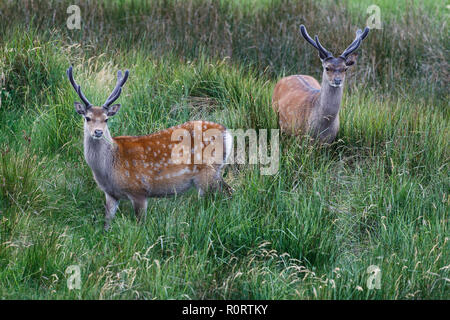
(74, 101, 86, 115)
(345, 52, 358, 66)
(106, 104, 121, 116)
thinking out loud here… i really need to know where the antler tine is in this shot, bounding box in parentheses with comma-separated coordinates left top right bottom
(341, 29, 363, 55)
(299, 25, 332, 60)
(107, 87, 122, 106)
(103, 69, 129, 108)
(340, 27, 370, 59)
(314, 35, 332, 59)
(66, 66, 92, 108)
(300, 25, 320, 50)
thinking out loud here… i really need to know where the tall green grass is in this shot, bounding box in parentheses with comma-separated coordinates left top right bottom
(0, 0, 448, 299)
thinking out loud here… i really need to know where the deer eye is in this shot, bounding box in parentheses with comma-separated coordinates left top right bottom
(325, 67, 330, 71)
(85, 117, 91, 122)
(105, 118, 109, 123)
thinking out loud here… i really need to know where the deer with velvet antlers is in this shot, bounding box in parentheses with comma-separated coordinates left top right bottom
(272, 25, 370, 143)
(67, 67, 232, 230)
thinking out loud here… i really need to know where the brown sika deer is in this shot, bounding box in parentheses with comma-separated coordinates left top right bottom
(67, 67, 232, 230)
(272, 25, 370, 143)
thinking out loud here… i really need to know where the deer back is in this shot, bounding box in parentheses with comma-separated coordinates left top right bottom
(111, 120, 231, 196)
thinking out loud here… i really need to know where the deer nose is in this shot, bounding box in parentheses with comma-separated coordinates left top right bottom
(94, 129, 103, 137)
(334, 78, 342, 85)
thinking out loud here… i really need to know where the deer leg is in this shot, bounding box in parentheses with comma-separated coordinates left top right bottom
(130, 196, 148, 224)
(104, 193, 119, 231)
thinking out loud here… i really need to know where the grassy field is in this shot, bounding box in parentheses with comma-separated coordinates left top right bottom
(0, 0, 448, 299)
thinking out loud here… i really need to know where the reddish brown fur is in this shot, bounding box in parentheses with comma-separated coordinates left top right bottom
(112, 120, 227, 196)
(272, 75, 320, 135)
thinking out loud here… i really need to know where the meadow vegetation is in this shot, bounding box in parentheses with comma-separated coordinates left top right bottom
(0, 0, 448, 299)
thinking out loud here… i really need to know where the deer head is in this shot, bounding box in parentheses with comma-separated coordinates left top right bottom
(299, 25, 369, 87)
(67, 66, 129, 139)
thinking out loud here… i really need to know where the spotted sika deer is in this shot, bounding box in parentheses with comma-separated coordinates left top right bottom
(272, 25, 369, 143)
(67, 67, 233, 230)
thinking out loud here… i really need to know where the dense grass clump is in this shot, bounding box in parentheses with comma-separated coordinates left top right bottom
(0, 1, 448, 299)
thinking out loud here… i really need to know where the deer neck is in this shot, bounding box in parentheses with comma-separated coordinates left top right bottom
(317, 74, 343, 120)
(83, 126, 115, 179)
(307, 73, 344, 141)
